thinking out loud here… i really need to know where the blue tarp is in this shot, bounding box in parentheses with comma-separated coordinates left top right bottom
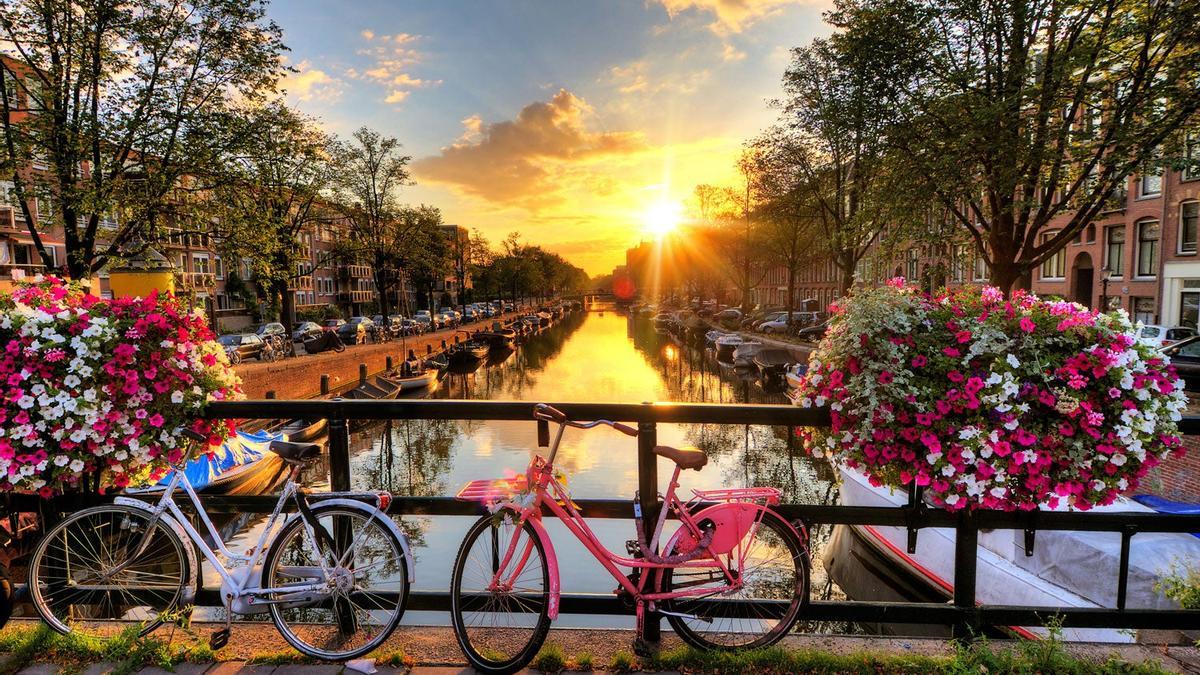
(156, 430, 281, 492)
(1133, 495, 1200, 539)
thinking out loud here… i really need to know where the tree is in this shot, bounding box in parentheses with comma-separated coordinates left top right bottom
(0, 0, 285, 278)
(749, 145, 820, 329)
(770, 38, 906, 294)
(216, 103, 334, 327)
(331, 127, 414, 318)
(832, 0, 1200, 291)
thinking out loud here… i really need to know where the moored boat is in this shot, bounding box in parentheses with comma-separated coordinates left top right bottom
(268, 417, 328, 442)
(753, 347, 795, 390)
(343, 375, 403, 400)
(380, 368, 438, 391)
(732, 340, 763, 369)
(140, 430, 298, 496)
(714, 333, 744, 363)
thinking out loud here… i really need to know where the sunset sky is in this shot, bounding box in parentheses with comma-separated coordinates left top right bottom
(274, 1, 833, 275)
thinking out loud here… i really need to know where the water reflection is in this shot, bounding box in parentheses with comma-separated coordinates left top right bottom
(218, 310, 845, 628)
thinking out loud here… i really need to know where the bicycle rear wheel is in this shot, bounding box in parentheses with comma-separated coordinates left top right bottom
(29, 505, 189, 639)
(263, 504, 409, 661)
(660, 507, 808, 649)
(450, 510, 550, 675)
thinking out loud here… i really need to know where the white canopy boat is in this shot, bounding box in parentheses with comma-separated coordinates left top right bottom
(829, 464, 1200, 642)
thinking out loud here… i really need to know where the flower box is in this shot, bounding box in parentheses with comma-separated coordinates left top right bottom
(794, 281, 1186, 511)
(0, 277, 240, 496)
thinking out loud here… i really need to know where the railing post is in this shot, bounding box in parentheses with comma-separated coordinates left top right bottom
(952, 511, 979, 640)
(320, 374, 330, 396)
(329, 413, 351, 492)
(359, 363, 368, 386)
(636, 403, 661, 649)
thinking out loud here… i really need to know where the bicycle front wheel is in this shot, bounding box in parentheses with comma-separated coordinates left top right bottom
(450, 510, 550, 675)
(29, 505, 189, 639)
(660, 507, 808, 650)
(263, 504, 409, 661)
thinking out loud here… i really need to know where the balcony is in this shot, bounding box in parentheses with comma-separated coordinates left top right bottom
(176, 271, 216, 290)
(340, 264, 372, 280)
(0, 263, 46, 280)
(289, 274, 314, 291)
(337, 290, 375, 304)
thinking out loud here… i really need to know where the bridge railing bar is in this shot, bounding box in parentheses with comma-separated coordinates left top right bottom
(8, 399, 1200, 641)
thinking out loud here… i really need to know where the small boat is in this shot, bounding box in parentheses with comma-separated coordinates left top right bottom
(753, 348, 795, 390)
(343, 375, 402, 400)
(705, 329, 730, 349)
(380, 368, 438, 391)
(714, 334, 744, 363)
(831, 464, 1200, 642)
(268, 417, 328, 442)
(732, 340, 763, 369)
(1133, 496, 1200, 538)
(477, 324, 517, 350)
(140, 430, 296, 495)
(536, 311, 553, 327)
(447, 339, 490, 365)
(784, 363, 808, 397)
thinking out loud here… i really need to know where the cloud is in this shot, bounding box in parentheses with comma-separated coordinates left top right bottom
(413, 89, 646, 209)
(721, 43, 746, 62)
(653, 0, 804, 34)
(605, 60, 711, 96)
(349, 30, 440, 106)
(279, 60, 343, 103)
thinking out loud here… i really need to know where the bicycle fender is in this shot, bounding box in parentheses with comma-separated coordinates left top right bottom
(112, 497, 200, 605)
(284, 498, 416, 583)
(663, 502, 778, 558)
(524, 515, 561, 620)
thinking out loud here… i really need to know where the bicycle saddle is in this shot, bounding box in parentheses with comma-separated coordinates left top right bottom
(269, 440, 322, 463)
(653, 445, 708, 470)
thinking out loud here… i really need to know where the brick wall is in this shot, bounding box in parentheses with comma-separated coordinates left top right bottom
(1148, 437, 1200, 502)
(233, 312, 525, 399)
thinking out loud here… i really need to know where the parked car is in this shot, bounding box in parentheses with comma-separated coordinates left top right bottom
(715, 308, 742, 324)
(322, 318, 346, 332)
(292, 321, 323, 342)
(1164, 335, 1200, 392)
(413, 315, 434, 332)
(796, 320, 830, 342)
(372, 314, 404, 336)
(759, 312, 822, 334)
(337, 316, 374, 345)
(252, 322, 287, 338)
(1136, 325, 1197, 348)
(217, 333, 265, 363)
(400, 319, 420, 335)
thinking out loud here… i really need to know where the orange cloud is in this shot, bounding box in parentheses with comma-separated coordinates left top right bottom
(279, 60, 343, 102)
(412, 89, 645, 209)
(654, 0, 804, 34)
(349, 30, 440, 106)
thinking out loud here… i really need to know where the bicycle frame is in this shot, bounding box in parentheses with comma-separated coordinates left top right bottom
(119, 464, 354, 609)
(460, 416, 778, 622)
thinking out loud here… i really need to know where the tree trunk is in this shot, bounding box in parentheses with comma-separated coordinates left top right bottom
(786, 266, 796, 331)
(278, 278, 296, 327)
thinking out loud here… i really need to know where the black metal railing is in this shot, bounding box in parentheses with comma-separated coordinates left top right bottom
(11, 399, 1200, 644)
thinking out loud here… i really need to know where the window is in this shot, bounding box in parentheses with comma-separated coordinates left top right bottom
(1133, 297, 1157, 325)
(1040, 231, 1066, 279)
(1181, 202, 1199, 254)
(214, 256, 224, 279)
(1136, 220, 1159, 277)
(1139, 149, 1163, 197)
(192, 253, 210, 275)
(1086, 223, 1096, 243)
(1, 71, 17, 109)
(1186, 131, 1200, 181)
(1178, 289, 1199, 328)
(1105, 226, 1125, 277)
(905, 248, 918, 280)
(951, 244, 967, 282)
(974, 255, 988, 282)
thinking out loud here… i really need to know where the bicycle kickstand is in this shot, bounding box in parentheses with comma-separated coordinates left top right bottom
(632, 601, 660, 658)
(209, 594, 233, 650)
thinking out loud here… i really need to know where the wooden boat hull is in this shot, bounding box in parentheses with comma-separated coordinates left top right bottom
(380, 369, 438, 391)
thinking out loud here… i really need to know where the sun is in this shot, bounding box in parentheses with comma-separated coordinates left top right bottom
(642, 200, 684, 239)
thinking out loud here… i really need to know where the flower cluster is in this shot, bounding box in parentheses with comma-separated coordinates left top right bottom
(795, 282, 1187, 511)
(0, 277, 241, 495)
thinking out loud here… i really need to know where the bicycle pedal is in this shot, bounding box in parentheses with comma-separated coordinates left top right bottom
(208, 628, 230, 650)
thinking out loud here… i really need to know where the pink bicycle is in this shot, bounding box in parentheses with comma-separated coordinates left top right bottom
(450, 403, 810, 674)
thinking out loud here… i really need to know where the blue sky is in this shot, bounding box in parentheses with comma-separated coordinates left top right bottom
(273, 0, 832, 274)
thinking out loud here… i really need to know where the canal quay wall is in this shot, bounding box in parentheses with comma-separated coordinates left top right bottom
(233, 311, 525, 399)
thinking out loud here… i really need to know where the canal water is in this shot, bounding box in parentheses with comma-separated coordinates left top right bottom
(217, 309, 847, 628)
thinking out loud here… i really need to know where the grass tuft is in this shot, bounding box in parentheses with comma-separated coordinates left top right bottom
(609, 649, 635, 672)
(245, 649, 318, 666)
(531, 642, 566, 672)
(571, 651, 594, 671)
(0, 623, 215, 675)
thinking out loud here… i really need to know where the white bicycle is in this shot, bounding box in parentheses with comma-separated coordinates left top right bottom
(27, 430, 414, 660)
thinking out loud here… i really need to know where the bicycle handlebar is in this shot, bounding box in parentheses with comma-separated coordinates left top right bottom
(532, 403, 638, 437)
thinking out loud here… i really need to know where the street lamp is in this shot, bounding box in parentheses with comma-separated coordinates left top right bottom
(1100, 265, 1112, 312)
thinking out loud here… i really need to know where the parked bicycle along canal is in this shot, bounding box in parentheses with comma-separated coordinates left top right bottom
(216, 307, 847, 630)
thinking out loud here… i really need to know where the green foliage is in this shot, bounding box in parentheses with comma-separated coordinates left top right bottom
(0, 623, 214, 675)
(1156, 560, 1200, 610)
(609, 650, 635, 672)
(572, 651, 594, 671)
(531, 642, 566, 672)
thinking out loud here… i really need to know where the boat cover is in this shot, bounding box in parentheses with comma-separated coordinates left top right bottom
(156, 430, 281, 492)
(1133, 494, 1200, 515)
